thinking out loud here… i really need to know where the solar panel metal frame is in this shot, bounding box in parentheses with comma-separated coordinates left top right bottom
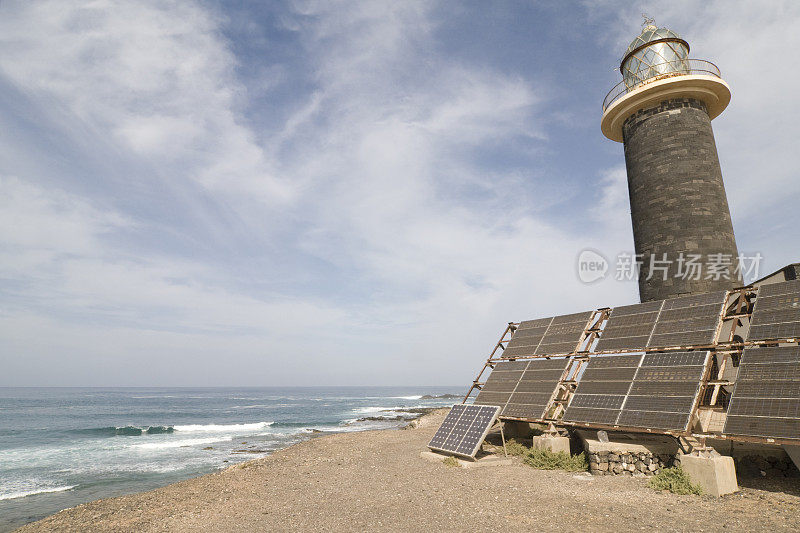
(723, 346, 800, 442)
(464, 281, 800, 445)
(427, 404, 502, 458)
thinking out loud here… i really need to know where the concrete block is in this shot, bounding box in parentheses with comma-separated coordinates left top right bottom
(783, 445, 800, 471)
(679, 454, 738, 497)
(531, 435, 570, 455)
(576, 429, 678, 455)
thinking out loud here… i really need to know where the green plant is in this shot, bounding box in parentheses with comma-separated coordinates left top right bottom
(522, 448, 588, 472)
(504, 439, 529, 457)
(647, 467, 703, 495)
(442, 455, 461, 468)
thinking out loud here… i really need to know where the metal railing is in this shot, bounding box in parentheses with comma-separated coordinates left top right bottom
(602, 58, 722, 111)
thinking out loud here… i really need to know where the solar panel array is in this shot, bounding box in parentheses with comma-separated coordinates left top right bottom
(474, 358, 571, 420)
(747, 280, 800, 342)
(563, 351, 708, 431)
(724, 346, 800, 440)
(428, 404, 501, 458)
(502, 311, 593, 358)
(594, 292, 725, 351)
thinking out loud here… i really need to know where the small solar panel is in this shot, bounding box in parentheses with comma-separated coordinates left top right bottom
(724, 346, 800, 441)
(747, 281, 800, 342)
(428, 404, 501, 458)
(564, 351, 708, 432)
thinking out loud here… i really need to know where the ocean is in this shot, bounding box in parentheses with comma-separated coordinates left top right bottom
(0, 386, 464, 531)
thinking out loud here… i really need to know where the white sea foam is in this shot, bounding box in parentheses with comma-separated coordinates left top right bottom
(133, 437, 228, 450)
(173, 422, 273, 433)
(353, 405, 426, 414)
(0, 484, 76, 501)
(394, 395, 423, 400)
(353, 406, 396, 414)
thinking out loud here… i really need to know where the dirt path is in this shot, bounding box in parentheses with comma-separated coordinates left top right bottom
(19, 409, 800, 532)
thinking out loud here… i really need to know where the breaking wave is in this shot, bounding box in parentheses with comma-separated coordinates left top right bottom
(75, 426, 174, 437)
(172, 422, 273, 433)
(0, 484, 76, 501)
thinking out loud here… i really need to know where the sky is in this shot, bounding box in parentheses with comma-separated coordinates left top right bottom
(1, 0, 798, 387)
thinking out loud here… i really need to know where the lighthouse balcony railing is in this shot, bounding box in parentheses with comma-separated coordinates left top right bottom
(602, 58, 722, 112)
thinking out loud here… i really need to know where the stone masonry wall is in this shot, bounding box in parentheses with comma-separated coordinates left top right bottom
(588, 450, 674, 476)
(622, 97, 740, 302)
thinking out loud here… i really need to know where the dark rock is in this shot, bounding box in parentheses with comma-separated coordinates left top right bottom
(232, 449, 269, 454)
(419, 394, 460, 400)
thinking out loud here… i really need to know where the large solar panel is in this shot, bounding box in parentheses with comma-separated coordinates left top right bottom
(502, 312, 592, 358)
(648, 292, 726, 348)
(504, 358, 571, 419)
(474, 358, 570, 420)
(747, 280, 800, 342)
(594, 301, 661, 351)
(428, 404, 501, 458)
(724, 346, 800, 441)
(595, 292, 725, 352)
(536, 311, 593, 355)
(563, 351, 708, 431)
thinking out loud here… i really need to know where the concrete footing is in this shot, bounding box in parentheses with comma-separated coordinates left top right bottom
(419, 450, 513, 469)
(531, 435, 570, 454)
(678, 454, 738, 497)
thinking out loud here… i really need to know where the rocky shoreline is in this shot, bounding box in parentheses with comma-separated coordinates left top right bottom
(351, 407, 438, 424)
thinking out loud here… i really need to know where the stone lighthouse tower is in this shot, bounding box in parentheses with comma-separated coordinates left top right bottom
(601, 20, 741, 302)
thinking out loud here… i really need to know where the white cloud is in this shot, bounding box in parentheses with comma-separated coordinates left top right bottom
(0, 0, 292, 203)
(0, 1, 648, 385)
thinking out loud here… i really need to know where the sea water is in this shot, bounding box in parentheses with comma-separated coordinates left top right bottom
(0, 386, 463, 531)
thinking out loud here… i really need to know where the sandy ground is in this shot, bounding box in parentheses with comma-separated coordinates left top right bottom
(19, 409, 800, 532)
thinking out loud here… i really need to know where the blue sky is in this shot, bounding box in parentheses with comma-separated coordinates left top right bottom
(1, 1, 798, 386)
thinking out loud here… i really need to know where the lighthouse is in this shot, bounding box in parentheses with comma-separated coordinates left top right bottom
(601, 20, 741, 302)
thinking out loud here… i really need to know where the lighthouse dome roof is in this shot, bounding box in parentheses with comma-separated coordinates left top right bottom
(621, 23, 690, 87)
(624, 25, 685, 59)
